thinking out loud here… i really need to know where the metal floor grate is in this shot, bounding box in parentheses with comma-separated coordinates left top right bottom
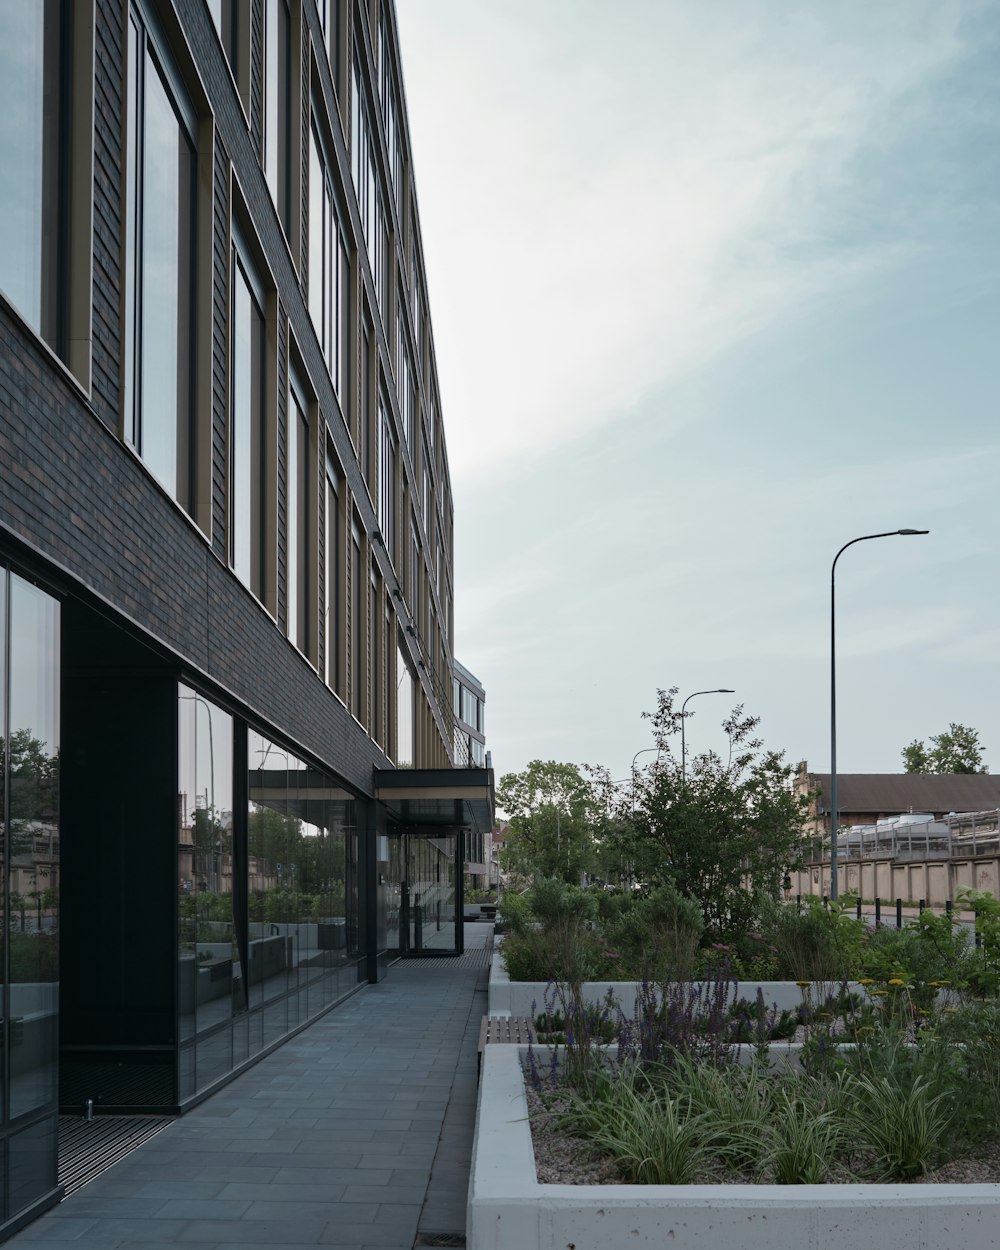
(58, 1115, 173, 1196)
(406, 943, 493, 969)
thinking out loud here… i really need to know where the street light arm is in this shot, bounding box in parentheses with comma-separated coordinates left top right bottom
(831, 530, 930, 582)
(680, 688, 735, 781)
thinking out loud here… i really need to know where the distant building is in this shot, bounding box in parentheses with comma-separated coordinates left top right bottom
(454, 660, 489, 880)
(795, 762, 1000, 833)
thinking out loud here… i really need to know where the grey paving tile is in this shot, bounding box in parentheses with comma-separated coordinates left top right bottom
(176, 1220, 327, 1242)
(318, 1224, 417, 1246)
(341, 1185, 426, 1206)
(10, 1219, 98, 1241)
(218, 1181, 348, 1203)
(54, 1218, 191, 1241)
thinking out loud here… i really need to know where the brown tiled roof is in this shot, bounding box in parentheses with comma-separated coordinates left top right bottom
(807, 773, 1000, 816)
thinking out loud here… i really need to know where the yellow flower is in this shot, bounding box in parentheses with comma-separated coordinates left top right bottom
(795, 980, 811, 988)
(887, 978, 905, 986)
(857, 978, 874, 985)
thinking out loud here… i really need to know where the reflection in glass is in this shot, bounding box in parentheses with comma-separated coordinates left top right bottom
(287, 380, 308, 652)
(231, 255, 265, 596)
(7, 574, 60, 1121)
(402, 835, 456, 955)
(248, 731, 360, 1027)
(264, 0, 290, 232)
(396, 646, 413, 767)
(177, 686, 234, 1098)
(0, 0, 63, 350)
(124, 19, 195, 502)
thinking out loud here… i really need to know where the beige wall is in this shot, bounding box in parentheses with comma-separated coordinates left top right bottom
(789, 855, 1000, 904)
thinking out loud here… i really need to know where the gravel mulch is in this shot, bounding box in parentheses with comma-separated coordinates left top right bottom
(525, 1081, 1000, 1186)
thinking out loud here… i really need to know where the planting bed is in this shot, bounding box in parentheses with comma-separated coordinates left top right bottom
(469, 1044, 1000, 1250)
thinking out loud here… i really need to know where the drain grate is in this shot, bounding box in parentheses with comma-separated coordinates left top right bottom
(58, 1115, 173, 1195)
(414, 1235, 466, 1248)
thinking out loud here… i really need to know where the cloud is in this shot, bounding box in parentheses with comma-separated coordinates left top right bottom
(399, 0, 976, 481)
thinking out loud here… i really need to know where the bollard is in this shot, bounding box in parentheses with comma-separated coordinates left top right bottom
(84, 1099, 94, 1122)
(823, 895, 829, 909)
(896, 898, 903, 929)
(946, 899, 953, 916)
(856, 897, 862, 921)
(919, 899, 926, 914)
(796, 894, 802, 913)
(874, 897, 882, 929)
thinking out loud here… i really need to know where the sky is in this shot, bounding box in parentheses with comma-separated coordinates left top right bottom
(396, 0, 1000, 788)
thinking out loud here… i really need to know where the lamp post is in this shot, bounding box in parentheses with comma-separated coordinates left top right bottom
(630, 746, 659, 813)
(829, 529, 929, 900)
(681, 689, 735, 781)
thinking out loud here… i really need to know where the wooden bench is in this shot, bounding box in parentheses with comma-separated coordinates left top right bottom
(477, 1015, 535, 1077)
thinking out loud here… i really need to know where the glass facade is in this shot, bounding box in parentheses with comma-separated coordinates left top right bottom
(0, 1, 64, 353)
(0, 569, 60, 1226)
(178, 692, 362, 1102)
(247, 731, 361, 1033)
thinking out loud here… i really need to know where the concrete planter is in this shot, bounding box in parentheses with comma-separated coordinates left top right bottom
(488, 947, 864, 1019)
(468, 1044, 1000, 1250)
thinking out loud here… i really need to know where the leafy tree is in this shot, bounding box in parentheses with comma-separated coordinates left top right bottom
(497, 760, 599, 884)
(616, 688, 809, 941)
(902, 723, 987, 774)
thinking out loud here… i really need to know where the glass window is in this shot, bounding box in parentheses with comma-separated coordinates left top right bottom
(369, 568, 380, 742)
(324, 452, 341, 693)
(398, 647, 414, 768)
(264, 0, 291, 234)
(230, 249, 266, 598)
(286, 373, 309, 652)
(351, 52, 386, 317)
(410, 516, 419, 612)
(350, 521, 362, 721)
(309, 118, 350, 403)
(377, 394, 395, 563)
(360, 322, 372, 482)
(0, 2, 65, 354)
(6, 574, 60, 1123)
(177, 687, 235, 1097)
(248, 732, 360, 1026)
(124, 5, 196, 505)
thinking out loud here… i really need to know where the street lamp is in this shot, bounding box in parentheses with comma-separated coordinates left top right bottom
(829, 528, 929, 900)
(681, 689, 735, 781)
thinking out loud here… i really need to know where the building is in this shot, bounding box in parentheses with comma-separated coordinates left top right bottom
(0, 0, 492, 1237)
(792, 763, 1000, 903)
(453, 660, 490, 881)
(794, 762, 1000, 833)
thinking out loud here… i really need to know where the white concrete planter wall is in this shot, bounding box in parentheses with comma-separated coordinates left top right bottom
(488, 948, 863, 1019)
(468, 1044, 1000, 1250)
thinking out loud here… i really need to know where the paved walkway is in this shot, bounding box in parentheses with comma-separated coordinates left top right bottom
(13, 927, 490, 1250)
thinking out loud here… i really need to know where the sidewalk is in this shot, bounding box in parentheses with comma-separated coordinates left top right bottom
(12, 926, 490, 1250)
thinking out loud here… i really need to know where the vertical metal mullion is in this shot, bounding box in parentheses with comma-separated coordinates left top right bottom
(232, 721, 249, 1015)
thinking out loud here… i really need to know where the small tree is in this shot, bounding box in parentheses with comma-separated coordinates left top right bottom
(902, 723, 987, 774)
(621, 689, 809, 941)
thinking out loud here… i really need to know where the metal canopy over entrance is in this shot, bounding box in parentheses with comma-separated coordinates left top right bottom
(374, 769, 494, 960)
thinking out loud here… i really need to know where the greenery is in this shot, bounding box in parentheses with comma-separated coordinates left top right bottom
(531, 971, 1000, 1184)
(902, 722, 988, 774)
(596, 689, 809, 942)
(497, 760, 602, 884)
